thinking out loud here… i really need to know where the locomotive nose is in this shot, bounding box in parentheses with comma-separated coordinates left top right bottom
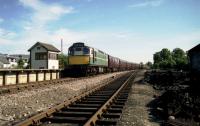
(68, 55, 90, 65)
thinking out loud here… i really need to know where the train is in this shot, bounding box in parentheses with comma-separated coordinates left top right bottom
(65, 42, 139, 75)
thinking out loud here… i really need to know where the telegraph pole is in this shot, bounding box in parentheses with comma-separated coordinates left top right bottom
(61, 38, 63, 54)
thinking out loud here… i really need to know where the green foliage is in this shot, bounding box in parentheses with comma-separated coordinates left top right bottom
(146, 61, 153, 68)
(58, 54, 68, 69)
(153, 52, 162, 64)
(153, 48, 188, 70)
(139, 62, 144, 69)
(17, 58, 24, 69)
(172, 48, 188, 70)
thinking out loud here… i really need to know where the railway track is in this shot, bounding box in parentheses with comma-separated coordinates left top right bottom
(0, 73, 110, 95)
(13, 71, 137, 126)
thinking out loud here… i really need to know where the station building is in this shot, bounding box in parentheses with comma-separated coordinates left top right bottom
(28, 42, 60, 69)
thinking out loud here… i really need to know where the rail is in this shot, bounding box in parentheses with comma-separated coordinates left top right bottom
(13, 71, 137, 126)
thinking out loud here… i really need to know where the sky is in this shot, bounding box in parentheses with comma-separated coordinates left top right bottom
(0, 0, 199, 63)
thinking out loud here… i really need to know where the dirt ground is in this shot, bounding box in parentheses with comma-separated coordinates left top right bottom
(117, 70, 162, 126)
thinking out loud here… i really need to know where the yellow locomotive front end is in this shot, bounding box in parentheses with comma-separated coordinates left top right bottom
(68, 55, 89, 65)
(68, 42, 91, 65)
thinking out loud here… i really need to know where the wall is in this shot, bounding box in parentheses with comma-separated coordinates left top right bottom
(48, 60, 59, 69)
(48, 51, 59, 69)
(191, 52, 200, 72)
(30, 45, 47, 69)
(0, 69, 60, 86)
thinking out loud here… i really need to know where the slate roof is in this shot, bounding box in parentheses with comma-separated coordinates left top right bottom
(188, 43, 200, 54)
(28, 42, 60, 52)
(0, 56, 9, 64)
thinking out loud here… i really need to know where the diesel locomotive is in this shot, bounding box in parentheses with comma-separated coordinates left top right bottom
(67, 42, 138, 75)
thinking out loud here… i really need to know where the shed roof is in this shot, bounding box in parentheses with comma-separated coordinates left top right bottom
(28, 42, 60, 52)
(188, 43, 200, 54)
(0, 56, 9, 64)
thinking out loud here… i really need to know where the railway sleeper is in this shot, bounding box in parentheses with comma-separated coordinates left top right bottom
(95, 119, 118, 125)
(110, 104, 124, 108)
(45, 116, 88, 123)
(94, 91, 114, 95)
(84, 98, 108, 101)
(70, 103, 102, 108)
(77, 101, 105, 104)
(86, 96, 110, 98)
(62, 107, 98, 112)
(107, 108, 122, 113)
(102, 113, 121, 118)
(113, 101, 125, 105)
(53, 111, 93, 117)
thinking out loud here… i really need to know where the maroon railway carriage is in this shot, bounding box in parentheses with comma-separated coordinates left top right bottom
(119, 60, 127, 71)
(108, 55, 120, 72)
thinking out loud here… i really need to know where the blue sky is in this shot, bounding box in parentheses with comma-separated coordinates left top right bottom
(0, 0, 199, 63)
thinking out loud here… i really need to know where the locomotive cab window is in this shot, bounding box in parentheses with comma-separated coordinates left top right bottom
(83, 47, 89, 54)
(75, 48, 82, 51)
(68, 48, 74, 55)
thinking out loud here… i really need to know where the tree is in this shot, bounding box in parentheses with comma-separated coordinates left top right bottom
(139, 62, 144, 69)
(58, 54, 68, 69)
(172, 48, 188, 70)
(17, 58, 24, 69)
(160, 48, 172, 61)
(153, 49, 174, 69)
(153, 52, 162, 64)
(146, 61, 153, 69)
(153, 48, 188, 70)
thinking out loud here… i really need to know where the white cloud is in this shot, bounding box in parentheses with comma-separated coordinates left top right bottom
(1, 24, 199, 63)
(19, 0, 74, 27)
(0, 18, 4, 23)
(129, 0, 164, 8)
(0, 28, 17, 39)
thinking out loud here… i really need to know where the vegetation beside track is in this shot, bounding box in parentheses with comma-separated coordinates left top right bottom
(145, 70, 199, 126)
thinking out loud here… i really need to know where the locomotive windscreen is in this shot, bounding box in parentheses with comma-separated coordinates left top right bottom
(73, 42, 84, 47)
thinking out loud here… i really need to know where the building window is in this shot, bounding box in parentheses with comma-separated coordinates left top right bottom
(35, 52, 47, 60)
(37, 47, 41, 50)
(48, 53, 57, 60)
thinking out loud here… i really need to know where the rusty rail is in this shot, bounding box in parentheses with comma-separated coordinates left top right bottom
(84, 71, 136, 126)
(13, 71, 131, 126)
